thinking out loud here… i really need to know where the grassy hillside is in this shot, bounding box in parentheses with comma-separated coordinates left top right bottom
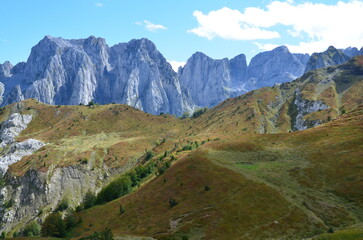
(190, 56, 363, 135)
(69, 105, 363, 239)
(312, 223, 363, 240)
(4, 100, 190, 176)
(1, 57, 362, 239)
(3, 56, 362, 177)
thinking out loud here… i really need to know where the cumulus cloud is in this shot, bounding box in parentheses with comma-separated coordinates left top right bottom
(168, 60, 186, 72)
(189, 8, 280, 40)
(137, 20, 167, 32)
(190, 0, 363, 53)
(94, 2, 104, 7)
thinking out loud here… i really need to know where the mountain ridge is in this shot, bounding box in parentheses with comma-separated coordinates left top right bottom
(0, 36, 362, 116)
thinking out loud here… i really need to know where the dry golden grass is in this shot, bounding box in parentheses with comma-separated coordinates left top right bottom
(69, 106, 363, 239)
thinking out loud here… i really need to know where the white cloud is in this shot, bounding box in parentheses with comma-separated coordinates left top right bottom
(168, 60, 186, 72)
(94, 2, 104, 7)
(137, 20, 167, 32)
(189, 8, 280, 40)
(190, 1, 363, 53)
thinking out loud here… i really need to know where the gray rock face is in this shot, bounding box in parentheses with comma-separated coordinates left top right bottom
(97, 38, 194, 115)
(0, 154, 129, 232)
(0, 36, 194, 116)
(177, 46, 311, 108)
(0, 83, 4, 106)
(1, 36, 360, 113)
(343, 47, 361, 58)
(305, 46, 350, 72)
(0, 62, 13, 78)
(178, 52, 247, 108)
(0, 113, 33, 147)
(0, 165, 106, 231)
(291, 89, 329, 131)
(0, 113, 48, 231)
(0, 139, 45, 175)
(246, 46, 310, 89)
(2, 85, 24, 106)
(10, 62, 26, 75)
(0, 113, 45, 175)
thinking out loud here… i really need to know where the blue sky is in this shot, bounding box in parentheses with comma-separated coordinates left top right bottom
(1, 0, 362, 69)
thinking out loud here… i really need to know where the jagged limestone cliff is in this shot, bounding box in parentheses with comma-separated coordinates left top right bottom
(0, 36, 194, 116)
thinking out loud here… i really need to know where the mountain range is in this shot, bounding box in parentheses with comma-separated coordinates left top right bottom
(0, 36, 362, 114)
(0, 36, 363, 239)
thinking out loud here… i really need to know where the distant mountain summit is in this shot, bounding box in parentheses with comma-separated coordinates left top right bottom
(178, 46, 311, 108)
(246, 45, 310, 89)
(305, 46, 350, 72)
(178, 52, 247, 108)
(343, 46, 361, 57)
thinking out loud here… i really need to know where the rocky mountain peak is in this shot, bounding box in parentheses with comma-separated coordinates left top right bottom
(179, 52, 246, 108)
(327, 45, 337, 52)
(0, 61, 13, 77)
(191, 51, 209, 59)
(83, 35, 107, 48)
(273, 45, 290, 53)
(246, 45, 308, 89)
(10, 62, 26, 75)
(343, 47, 360, 57)
(127, 38, 157, 53)
(305, 45, 350, 72)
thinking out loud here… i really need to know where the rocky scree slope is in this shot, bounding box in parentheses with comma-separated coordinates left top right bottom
(0, 112, 45, 175)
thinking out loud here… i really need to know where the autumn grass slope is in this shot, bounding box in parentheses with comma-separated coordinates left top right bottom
(69, 105, 363, 239)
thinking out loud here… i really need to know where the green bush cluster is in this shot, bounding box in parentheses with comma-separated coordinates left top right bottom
(145, 149, 155, 161)
(181, 141, 200, 151)
(0, 177, 5, 188)
(83, 191, 97, 209)
(180, 112, 191, 119)
(192, 107, 208, 118)
(23, 221, 41, 236)
(41, 212, 66, 237)
(57, 198, 69, 212)
(157, 162, 171, 175)
(169, 198, 178, 208)
(96, 176, 132, 204)
(41, 211, 80, 237)
(127, 164, 154, 187)
(81, 227, 114, 240)
(81, 163, 154, 209)
(80, 157, 88, 164)
(3, 199, 14, 208)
